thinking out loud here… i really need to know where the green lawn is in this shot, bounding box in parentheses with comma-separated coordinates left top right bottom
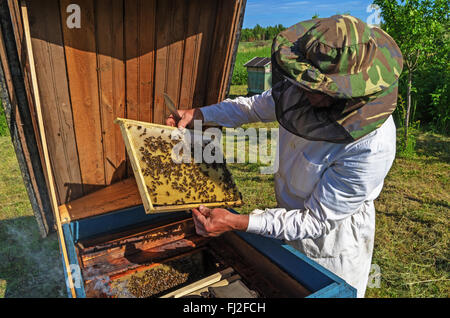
(369, 131, 449, 297)
(0, 137, 66, 297)
(0, 85, 448, 297)
(0, 100, 9, 137)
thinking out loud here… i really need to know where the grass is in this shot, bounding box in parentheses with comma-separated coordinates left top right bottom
(0, 136, 66, 297)
(0, 83, 448, 297)
(368, 131, 449, 297)
(0, 101, 9, 137)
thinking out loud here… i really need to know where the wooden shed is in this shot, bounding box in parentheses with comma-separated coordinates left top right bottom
(0, 0, 246, 236)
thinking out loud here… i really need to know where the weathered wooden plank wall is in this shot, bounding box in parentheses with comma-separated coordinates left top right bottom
(95, 0, 127, 185)
(27, 0, 83, 203)
(6, 0, 245, 216)
(60, 0, 105, 195)
(0, 0, 55, 235)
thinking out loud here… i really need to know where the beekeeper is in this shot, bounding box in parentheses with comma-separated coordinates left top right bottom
(166, 15, 403, 297)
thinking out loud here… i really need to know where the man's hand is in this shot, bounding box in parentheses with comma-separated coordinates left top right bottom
(191, 205, 249, 237)
(166, 108, 204, 129)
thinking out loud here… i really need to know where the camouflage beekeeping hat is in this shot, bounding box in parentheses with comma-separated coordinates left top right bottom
(271, 15, 403, 142)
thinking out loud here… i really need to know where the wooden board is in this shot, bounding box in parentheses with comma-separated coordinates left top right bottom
(21, 0, 77, 297)
(58, 178, 141, 222)
(124, 0, 155, 123)
(0, 1, 54, 235)
(3, 0, 246, 231)
(115, 118, 242, 213)
(60, 0, 105, 194)
(205, 0, 242, 105)
(178, 0, 200, 111)
(180, 0, 215, 110)
(95, 0, 127, 184)
(152, 0, 171, 125)
(81, 235, 209, 280)
(162, 0, 187, 120)
(27, 0, 83, 203)
(7, 0, 47, 173)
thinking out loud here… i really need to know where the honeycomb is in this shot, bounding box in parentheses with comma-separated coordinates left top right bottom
(116, 118, 242, 213)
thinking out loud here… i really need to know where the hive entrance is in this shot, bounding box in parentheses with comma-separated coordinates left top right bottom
(115, 118, 242, 213)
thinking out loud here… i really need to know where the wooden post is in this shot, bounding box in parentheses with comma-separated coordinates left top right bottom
(20, 1, 76, 298)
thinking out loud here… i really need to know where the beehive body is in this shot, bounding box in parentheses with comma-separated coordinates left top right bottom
(244, 57, 272, 95)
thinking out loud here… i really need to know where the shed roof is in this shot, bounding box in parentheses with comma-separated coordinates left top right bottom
(244, 57, 271, 68)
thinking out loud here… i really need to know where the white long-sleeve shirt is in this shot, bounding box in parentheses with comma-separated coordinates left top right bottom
(201, 89, 396, 297)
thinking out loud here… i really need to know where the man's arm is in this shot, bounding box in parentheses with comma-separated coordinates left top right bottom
(166, 89, 276, 128)
(192, 136, 395, 239)
(246, 138, 395, 240)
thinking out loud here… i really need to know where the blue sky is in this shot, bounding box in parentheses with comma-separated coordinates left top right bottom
(242, 0, 378, 28)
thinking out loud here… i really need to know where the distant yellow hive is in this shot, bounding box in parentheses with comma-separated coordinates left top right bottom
(115, 118, 242, 213)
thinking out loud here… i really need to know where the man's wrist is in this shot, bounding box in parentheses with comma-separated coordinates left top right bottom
(194, 108, 204, 121)
(198, 105, 215, 124)
(227, 213, 249, 232)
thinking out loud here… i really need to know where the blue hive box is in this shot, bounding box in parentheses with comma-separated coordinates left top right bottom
(60, 205, 356, 298)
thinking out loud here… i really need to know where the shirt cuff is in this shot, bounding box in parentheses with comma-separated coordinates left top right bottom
(246, 213, 265, 235)
(199, 106, 218, 125)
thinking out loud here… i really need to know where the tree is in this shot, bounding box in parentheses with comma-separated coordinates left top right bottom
(239, 24, 286, 42)
(373, 0, 449, 146)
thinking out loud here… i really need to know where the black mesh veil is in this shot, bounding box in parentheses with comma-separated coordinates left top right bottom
(271, 57, 354, 143)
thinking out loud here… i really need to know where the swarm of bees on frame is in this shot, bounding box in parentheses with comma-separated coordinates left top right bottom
(126, 265, 189, 298)
(114, 255, 205, 298)
(128, 125, 242, 206)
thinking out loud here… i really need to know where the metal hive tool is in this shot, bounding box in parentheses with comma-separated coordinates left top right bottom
(115, 118, 242, 213)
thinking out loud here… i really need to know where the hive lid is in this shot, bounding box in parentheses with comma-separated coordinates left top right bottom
(115, 118, 243, 214)
(244, 57, 271, 68)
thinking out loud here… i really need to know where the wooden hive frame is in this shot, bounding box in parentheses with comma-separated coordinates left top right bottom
(115, 118, 243, 213)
